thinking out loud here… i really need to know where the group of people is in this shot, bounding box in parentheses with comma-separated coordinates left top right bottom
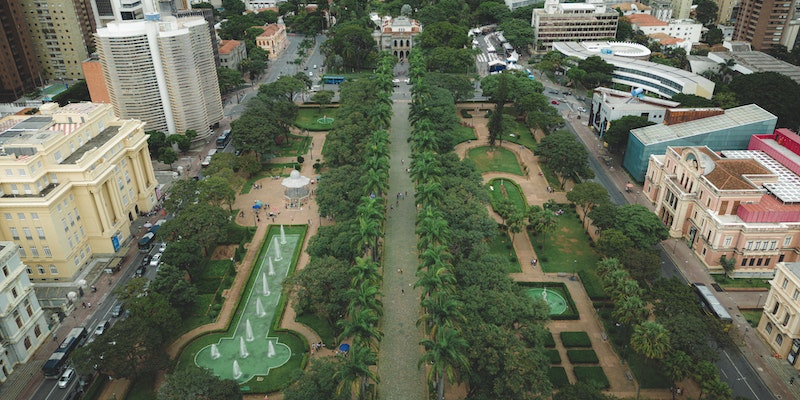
(310, 342, 325, 353)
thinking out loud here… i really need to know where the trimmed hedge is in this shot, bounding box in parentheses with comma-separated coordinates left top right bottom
(560, 331, 592, 348)
(573, 366, 610, 389)
(548, 367, 570, 388)
(567, 349, 599, 364)
(545, 349, 562, 364)
(544, 331, 556, 348)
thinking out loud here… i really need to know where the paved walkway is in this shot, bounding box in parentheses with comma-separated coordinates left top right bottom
(376, 99, 427, 400)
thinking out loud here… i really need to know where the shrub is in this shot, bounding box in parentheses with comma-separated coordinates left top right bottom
(545, 349, 562, 364)
(567, 349, 599, 364)
(544, 331, 556, 348)
(560, 331, 592, 348)
(573, 366, 610, 389)
(548, 367, 570, 388)
(460, 109, 472, 118)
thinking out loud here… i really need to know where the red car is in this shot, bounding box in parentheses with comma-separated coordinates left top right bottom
(551, 100, 559, 105)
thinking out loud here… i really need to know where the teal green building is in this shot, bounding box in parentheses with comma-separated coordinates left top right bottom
(624, 104, 777, 182)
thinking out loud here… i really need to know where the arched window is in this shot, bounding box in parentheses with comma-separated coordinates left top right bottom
(775, 333, 783, 345)
(766, 322, 773, 333)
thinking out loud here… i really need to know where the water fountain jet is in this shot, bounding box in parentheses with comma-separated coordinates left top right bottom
(273, 237, 282, 261)
(268, 340, 276, 358)
(210, 344, 220, 359)
(280, 225, 287, 244)
(268, 257, 275, 276)
(246, 319, 255, 342)
(262, 273, 270, 296)
(233, 360, 242, 380)
(256, 298, 266, 317)
(239, 337, 249, 358)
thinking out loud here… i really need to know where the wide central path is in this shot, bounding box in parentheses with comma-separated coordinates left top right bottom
(377, 94, 427, 399)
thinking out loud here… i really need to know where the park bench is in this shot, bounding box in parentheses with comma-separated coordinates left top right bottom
(625, 371, 634, 381)
(601, 332, 608, 341)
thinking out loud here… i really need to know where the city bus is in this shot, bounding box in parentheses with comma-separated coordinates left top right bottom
(42, 327, 87, 378)
(216, 130, 231, 149)
(692, 283, 733, 329)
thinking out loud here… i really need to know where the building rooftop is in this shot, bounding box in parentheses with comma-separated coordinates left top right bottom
(613, 2, 651, 11)
(595, 87, 681, 108)
(627, 13, 668, 26)
(785, 262, 800, 280)
(219, 40, 242, 55)
(256, 24, 282, 37)
(649, 33, 684, 45)
(723, 150, 800, 203)
(630, 104, 776, 145)
(61, 125, 120, 164)
(710, 50, 800, 85)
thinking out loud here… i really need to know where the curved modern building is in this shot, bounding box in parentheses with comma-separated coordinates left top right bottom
(553, 41, 715, 99)
(95, 15, 222, 137)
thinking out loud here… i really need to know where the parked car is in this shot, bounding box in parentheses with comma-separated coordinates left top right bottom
(111, 302, 125, 318)
(134, 265, 146, 277)
(551, 100, 559, 105)
(577, 107, 587, 112)
(158, 242, 167, 253)
(94, 320, 110, 336)
(149, 253, 162, 268)
(58, 368, 76, 388)
(141, 254, 151, 266)
(562, 90, 572, 95)
(548, 89, 559, 94)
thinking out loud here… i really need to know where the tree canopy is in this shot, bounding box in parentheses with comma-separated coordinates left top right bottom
(730, 72, 800, 129)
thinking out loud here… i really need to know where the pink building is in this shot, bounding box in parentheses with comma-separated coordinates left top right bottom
(644, 129, 800, 277)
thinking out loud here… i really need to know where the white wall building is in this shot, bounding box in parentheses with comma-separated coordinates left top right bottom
(532, 0, 619, 51)
(590, 87, 680, 135)
(0, 242, 50, 382)
(626, 14, 702, 44)
(95, 15, 223, 137)
(505, 0, 538, 10)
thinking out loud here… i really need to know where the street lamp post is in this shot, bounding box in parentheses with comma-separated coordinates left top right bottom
(756, 294, 763, 309)
(572, 259, 577, 279)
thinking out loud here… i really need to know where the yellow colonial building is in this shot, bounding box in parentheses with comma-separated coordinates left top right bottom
(757, 262, 800, 370)
(0, 102, 157, 282)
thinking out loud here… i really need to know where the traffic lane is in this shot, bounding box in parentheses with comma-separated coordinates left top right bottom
(717, 347, 775, 400)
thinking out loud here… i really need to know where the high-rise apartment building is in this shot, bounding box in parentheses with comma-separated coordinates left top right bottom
(670, 0, 692, 19)
(0, 0, 44, 102)
(20, 0, 96, 81)
(734, 0, 800, 51)
(94, 15, 223, 136)
(0, 102, 158, 281)
(0, 242, 50, 382)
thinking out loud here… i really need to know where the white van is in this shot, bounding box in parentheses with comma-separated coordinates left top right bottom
(201, 149, 217, 167)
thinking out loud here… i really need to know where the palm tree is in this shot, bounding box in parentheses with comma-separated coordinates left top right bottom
(692, 361, 718, 399)
(418, 292, 464, 336)
(357, 215, 383, 262)
(348, 256, 381, 287)
(702, 377, 733, 400)
(338, 308, 382, 348)
(610, 278, 643, 304)
(416, 210, 450, 251)
(630, 321, 671, 362)
(662, 351, 692, 400)
(335, 345, 379, 400)
(411, 126, 439, 154)
(596, 257, 621, 280)
(415, 181, 444, 209)
(419, 326, 470, 400)
(369, 103, 393, 130)
(410, 152, 442, 185)
(527, 206, 558, 250)
(415, 262, 456, 300)
(418, 245, 453, 272)
(346, 281, 383, 316)
(612, 295, 648, 327)
(360, 167, 388, 198)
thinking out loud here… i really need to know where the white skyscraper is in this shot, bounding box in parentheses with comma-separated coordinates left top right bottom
(95, 14, 223, 137)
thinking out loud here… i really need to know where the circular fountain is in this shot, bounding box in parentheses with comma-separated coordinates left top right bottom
(527, 288, 568, 315)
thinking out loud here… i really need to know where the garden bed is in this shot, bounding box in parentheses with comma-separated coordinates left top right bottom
(560, 331, 592, 348)
(566, 349, 599, 364)
(573, 366, 609, 389)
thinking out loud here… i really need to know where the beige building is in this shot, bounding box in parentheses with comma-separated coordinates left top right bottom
(0, 242, 50, 382)
(255, 24, 288, 59)
(0, 102, 158, 282)
(644, 133, 800, 277)
(757, 262, 800, 369)
(532, 0, 619, 51)
(20, 0, 96, 81)
(370, 14, 422, 61)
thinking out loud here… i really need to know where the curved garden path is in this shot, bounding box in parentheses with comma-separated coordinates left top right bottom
(452, 113, 694, 399)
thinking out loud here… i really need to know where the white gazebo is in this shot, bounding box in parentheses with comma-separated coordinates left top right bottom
(281, 170, 311, 207)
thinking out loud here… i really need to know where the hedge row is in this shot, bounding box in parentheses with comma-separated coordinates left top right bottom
(560, 331, 592, 348)
(573, 366, 610, 389)
(567, 349, 599, 364)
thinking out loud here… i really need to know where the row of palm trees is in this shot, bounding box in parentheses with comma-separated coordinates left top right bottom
(407, 48, 470, 400)
(333, 52, 397, 400)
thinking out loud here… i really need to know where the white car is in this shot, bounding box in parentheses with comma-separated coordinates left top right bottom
(149, 252, 162, 267)
(94, 321, 109, 336)
(158, 242, 167, 253)
(577, 107, 587, 113)
(58, 368, 75, 388)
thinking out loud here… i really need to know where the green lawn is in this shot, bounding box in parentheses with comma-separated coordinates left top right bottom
(502, 114, 538, 150)
(273, 134, 311, 158)
(468, 146, 523, 175)
(537, 162, 563, 192)
(741, 310, 763, 328)
(295, 313, 336, 346)
(487, 178, 527, 212)
(528, 207, 605, 299)
(449, 124, 477, 144)
(295, 108, 337, 131)
(486, 225, 522, 273)
(712, 274, 771, 289)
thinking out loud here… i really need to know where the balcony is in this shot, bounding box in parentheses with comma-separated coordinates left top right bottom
(1, 183, 59, 199)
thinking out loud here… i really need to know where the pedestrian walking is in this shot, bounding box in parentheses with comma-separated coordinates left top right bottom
(82, 302, 86, 308)
(87, 302, 91, 308)
(533, 259, 538, 267)
(401, 289, 405, 294)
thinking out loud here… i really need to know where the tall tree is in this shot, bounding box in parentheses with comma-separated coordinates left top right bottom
(630, 321, 671, 362)
(730, 72, 800, 129)
(487, 73, 509, 147)
(334, 345, 379, 400)
(157, 368, 242, 400)
(566, 182, 610, 226)
(419, 326, 470, 400)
